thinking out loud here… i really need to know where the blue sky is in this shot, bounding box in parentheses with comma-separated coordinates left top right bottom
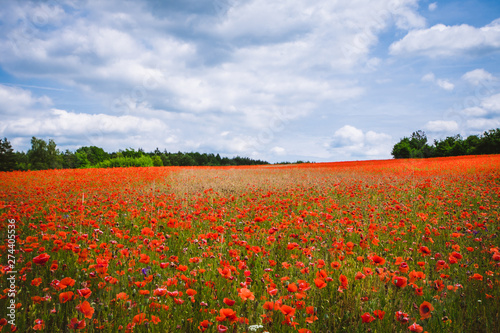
(1, 0, 499, 163)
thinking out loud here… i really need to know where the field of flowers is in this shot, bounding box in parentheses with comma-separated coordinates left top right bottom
(1, 155, 500, 332)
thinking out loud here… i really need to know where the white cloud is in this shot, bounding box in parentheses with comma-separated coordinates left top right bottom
(481, 93, 500, 112)
(466, 118, 500, 130)
(462, 69, 495, 85)
(462, 107, 488, 117)
(0, 108, 169, 150)
(421, 73, 435, 82)
(0, 84, 52, 116)
(331, 125, 365, 147)
(271, 146, 286, 155)
(421, 73, 454, 91)
(390, 19, 500, 57)
(425, 120, 459, 132)
(330, 125, 392, 159)
(436, 79, 454, 91)
(428, 3, 437, 11)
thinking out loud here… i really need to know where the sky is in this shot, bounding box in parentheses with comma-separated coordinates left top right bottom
(0, 0, 499, 163)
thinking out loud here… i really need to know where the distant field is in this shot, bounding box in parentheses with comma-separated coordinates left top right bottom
(1, 155, 500, 332)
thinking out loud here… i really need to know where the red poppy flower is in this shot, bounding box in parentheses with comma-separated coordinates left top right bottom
(223, 298, 235, 306)
(373, 310, 385, 319)
(238, 288, 255, 301)
(198, 320, 212, 332)
(50, 261, 58, 272)
(287, 283, 298, 292)
(76, 301, 94, 319)
(471, 273, 483, 281)
(370, 254, 385, 266)
(263, 301, 275, 310)
(217, 325, 228, 333)
(339, 274, 348, 288)
(33, 319, 45, 330)
(419, 301, 434, 319)
(217, 308, 238, 322)
(59, 277, 75, 289)
(331, 261, 341, 269)
(392, 276, 407, 288)
(408, 323, 424, 332)
(68, 318, 86, 330)
(33, 253, 50, 265)
(31, 278, 42, 286)
(133, 313, 147, 325)
(395, 311, 409, 323)
(153, 288, 168, 297)
(139, 254, 150, 264)
(314, 278, 327, 289)
(361, 312, 375, 323)
(59, 291, 74, 303)
(280, 305, 296, 317)
(116, 292, 129, 300)
(418, 246, 431, 256)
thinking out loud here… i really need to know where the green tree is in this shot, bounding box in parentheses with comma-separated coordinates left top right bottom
(62, 149, 77, 169)
(465, 134, 480, 155)
(27, 137, 63, 170)
(477, 129, 500, 155)
(47, 139, 63, 169)
(391, 137, 412, 159)
(409, 130, 427, 151)
(0, 138, 17, 171)
(152, 155, 163, 166)
(179, 153, 196, 166)
(160, 153, 171, 166)
(121, 148, 143, 158)
(27, 137, 49, 170)
(75, 151, 91, 168)
(14, 151, 29, 170)
(76, 146, 108, 165)
(434, 135, 463, 157)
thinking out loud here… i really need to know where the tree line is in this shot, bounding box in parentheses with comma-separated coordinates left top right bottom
(0, 137, 269, 171)
(392, 128, 500, 159)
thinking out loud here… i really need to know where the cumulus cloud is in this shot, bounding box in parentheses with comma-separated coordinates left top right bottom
(462, 69, 495, 85)
(421, 73, 454, 91)
(331, 125, 365, 147)
(425, 120, 459, 133)
(428, 3, 437, 11)
(389, 19, 500, 57)
(436, 79, 454, 91)
(0, 108, 169, 147)
(330, 125, 392, 159)
(0, 84, 52, 116)
(480, 93, 500, 112)
(461, 107, 488, 118)
(466, 118, 500, 130)
(447, 71, 500, 137)
(421, 73, 435, 82)
(271, 146, 286, 156)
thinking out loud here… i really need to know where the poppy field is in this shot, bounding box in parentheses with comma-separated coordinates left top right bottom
(1, 155, 500, 333)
